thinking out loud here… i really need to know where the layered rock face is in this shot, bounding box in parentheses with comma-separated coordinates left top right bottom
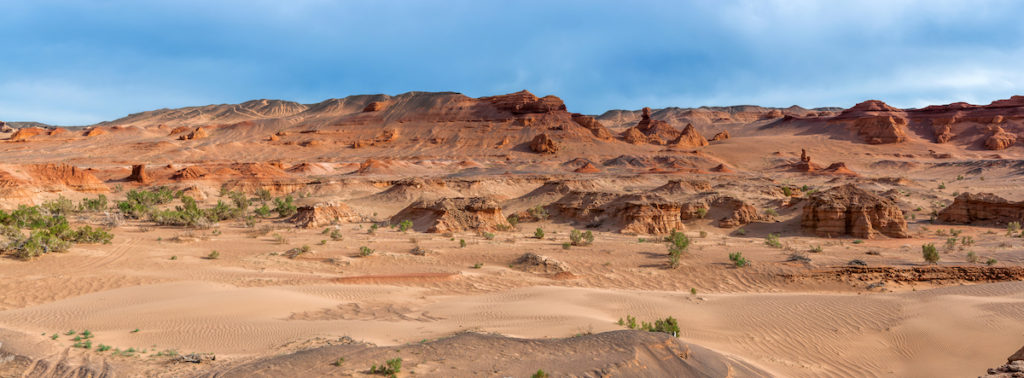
(983, 345, 1024, 377)
(671, 124, 709, 148)
(830, 100, 908, 144)
(570, 113, 613, 139)
(801, 184, 909, 239)
(28, 163, 108, 193)
(481, 90, 566, 114)
(390, 197, 511, 233)
(290, 202, 361, 228)
(715, 197, 763, 228)
(937, 192, 1024, 225)
(616, 195, 692, 234)
(127, 164, 150, 184)
(179, 127, 209, 140)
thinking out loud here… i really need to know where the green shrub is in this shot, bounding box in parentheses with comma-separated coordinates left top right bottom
(765, 233, 782, 248)
(254, 204, 272, 218)
(369, 357, 402, 376)
(330, 229, 344, 241)
(922, 243, 939, 264)
(78, 195, 108, 212)
(206, 250, 220, 259)
(728, 252, 748, 267)
(534, 227, 545, 239)
(506, 214, 519, 228)
(695, 207, 707, 219)
(665, 230, 689, 268)
(256, 189, 273, 202)
(764, 208, 778, 217)
(527, 205, 548, 220)
(809, 245, 823, 253)
(986, 258, 998, 266)
(561, 242, 571, 250)
(459, 239, 466, 248)
(569, 230, 594, 246)
(359, 246, 374, 257)
(1009, 222, 1022, 234)
(966, 251, 978, 263)
(398, 219, 413, 232)
(273, 196, 297, 217)
(482, 232, 495, 240)
(532, 370, 549, 378)
(781, 186, 793, 196)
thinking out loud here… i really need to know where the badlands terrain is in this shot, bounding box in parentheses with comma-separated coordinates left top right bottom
(0, 90, 1023, 377)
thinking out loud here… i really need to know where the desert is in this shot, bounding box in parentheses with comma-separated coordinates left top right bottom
(0, 90, 1022, 377)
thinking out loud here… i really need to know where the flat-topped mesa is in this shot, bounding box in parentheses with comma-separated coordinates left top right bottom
(937, 192, 1024, 225)
(830, 100, 908, 144)
(480, 90, 566, 114)
(390, 197, 511, 233)
(801, 184, 909, 239)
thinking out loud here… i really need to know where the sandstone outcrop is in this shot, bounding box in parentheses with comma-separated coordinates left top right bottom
(127, 164, 150, 184)
(83, 127, 107, 137)
(830, 100, 908, 144)
(620, 127, 649, 144)
(179, 127, 209, 140)
(715, 197, 763, 228)
(172, 166, 209, 180)
(634, 107, 680, 144)
(0, 121, 11, 133)
(801, 184, 909, 239)
(512, 253, 571, 276)
(671, 124, 708, 148)
(984, 126, 1017, 150)
(983, 345, 1024, 377)
(9, 127, 45, 141)
(937, 192, 1024, 225)
(390, 197, 511, 233)
(529, 133, 558, 153)
(28, 163, 107, 193)
(616, 195, 692, 234)
(362, 101, 386, 112)
(481, 90, 566, 114)
(934, 124, 953, 143)
(290, 202, 361, 228)
(573, 163, 600, 173)
(710, 130, 730, 141)
(570, 113, 613, 139)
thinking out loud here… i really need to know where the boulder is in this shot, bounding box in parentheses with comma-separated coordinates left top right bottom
(573, 163, 600, 173)
(801, 184, 909, 239)
(290, 202, 361, 228)
(172, 166, 208, 180)
(937, 192, 1024, 225)
(982, 345, 1024, 377)
(710, 130, 730, 141)
(529, 133, 558, 154)
(985, 126, 1017, 150)
(179, 127, 209, 140)
(512, 253, 571, 276)
(715, 197, 763, 228)
(127, 164, 151, 184)
(390, 197, 511, 233)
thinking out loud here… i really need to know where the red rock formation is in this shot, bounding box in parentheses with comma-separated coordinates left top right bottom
(801, 184, 909, 239)
(168, 126, 191, 135)
(179, 127, 209, 140)
(710, 130, 730, 142)
(390, 197, 511, 233)
(570, 113, 613, 139)
(574, 163, 600, 173)
(362, 101, 386, 112)
(529, 133, 558, 154)
(28, 163, 107, 192)
(830, 100, 908, 144)
(822, 162, 857, 176)
(710, 164, 733, 173)
(290, 202, 361, 228)
(481, 90, 566, 114)
(620, 127, 649, 144)
(9, 127, 45, 141)
(635, 107, 681, 144)
(934, 124, 953, 143)
(937, 192, 1024, 225)
(127, 164, 150, 184)
(83, 127, 107, 137)
(715, 197, 763, 228)
(172, 166, 208, 180)
(617, 195, 690, 234)
(671, 124, 709, 148)
(984, 126, 1017, 150)
(48, 128, 67, 136)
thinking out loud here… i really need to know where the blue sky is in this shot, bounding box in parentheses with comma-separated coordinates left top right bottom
(2, 0, 1023, 125)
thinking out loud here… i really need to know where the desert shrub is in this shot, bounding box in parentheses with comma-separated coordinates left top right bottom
(71, 225, 114, 244)
(961, 236, 974, 246)
(699, 230, 708, 238)
(695, 207, 707, 219)
(787, 252, 811, 263)
(809, 245, 823, 253)
(254, 204, 272, 218)
(506, 214, 519, 228)
(359, 246, 374, 257)
(569, 230, 594, 246)
(966, 251, 979, 263)
(986, 258, 998, 266)
(369, 357, 402, 376)
(728, 252, 748, 267)
(852, 239, 863, 244)
(273, 196, 297, 217)
(206, 250, 220, 259)
(228, 191, 250, 211)
(922, 243, 939, 264)
(1008, 222, 1022, 234)
(272, 233, 288, 244)
(532, 370, 549, 378)
(527, 205, 548, 221)
(781, 186, 793, 196)
(398, 219, 413, 232)
(78, 195, 108, 212)
(330, 229, 343, 241)
(764, 233, 782, 248)
(368, 224, 379, 235)
(534, 227, 545, 239)
(284, 245, 311, 259)
(561, 242, 571, 250)
(649, 316, 680, 336)
(482, 232, 495, 240)
(41, 196, 75, 216)
(764, 208, 778, 217)
(459, 239, 466, 248)
(937, 183, 946, 190)
(665, 230, 689, 268)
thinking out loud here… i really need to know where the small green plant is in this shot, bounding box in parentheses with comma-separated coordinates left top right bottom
(532, 370, 549, 378)
(809, 245, 823, 253)
(170, 255, 177, 260)
(765, 233, 782, 248)
(966, 251, 979, 263)
(665, 230, 689, 269)
(534, 227, 545, 239)
(561, 242, 571, 250)
(472, 263, 483, 269)
(527, 205, 549, 220)
(690, 287, 697, 295)
(398, 219, 413, 232)
(625, 315, 637, 329)
(206, 250, 220, 259)
(272, 233, 288, 244)
(938, 183, 946, 190)
(273, 196, 297, 217)
(332, 357, 344, 366)
(781, 186, 793, 196)
(459, 239, 466, 248)
(65, 329, 76, 335)
(961, 236, 975, 246)
(319, 239, 327, 245)
(735, 228, 747, 236)
(764, 208, 779, 217)
(506, 214, 519, 228)
(50, 333, 59, 340)
(986, 258, 998, 266)
(569, 229, 594, 246)
(1008, 222, 1022, 235)
(131, 328, 140, 333)
(945, 237, 957, 250)
(369, 357, 402, 376)
(359, 246, 375, 257)
(922, 243, 939, 264)
(852, 239, 863, 244)
(699, 230, 708, 238)
(728, 252, 748, 267)
(97, 344, 112, 352)
(956, 175, 964, 180)
(482, 232, 495, 240)
(330, 229, 344, 241)
(695, 207, 707, 219)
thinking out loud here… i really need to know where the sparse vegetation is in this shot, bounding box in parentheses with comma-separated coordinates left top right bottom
(472, 263, 483, 269)
(506, 214, 519, 228)
(695, 207, 707, 219)
(206, 250, 220, 259)
(527, 205, 548, 221)
(482, 232, 496, 240)
(359, 246, 375, 257)
(273, 196, 297, 217)
(569, 229, 594, 246)
(966, 251, 979, 263)
(763, 208, 779, 217)
(728, 252, 748, 267)
(398, 219, 413, 232)
(561, 242, 571, 250)
(809, 245, 823, 253)
(764, 233, 782, 248)
(922, 243, 939, 264)
(532, 370, 549, 378)
(620, 314, 680, 336)
(534, 227, 545, 239)
(986, 258, 998, 266)
(665, 230, 689, 269)
(284, 245, 311, 259)
(459, 239, 466, 248)
(369, 357, 402, 376)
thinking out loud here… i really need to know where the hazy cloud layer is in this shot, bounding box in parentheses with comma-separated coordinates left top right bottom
(1, 0, 1022, 124)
